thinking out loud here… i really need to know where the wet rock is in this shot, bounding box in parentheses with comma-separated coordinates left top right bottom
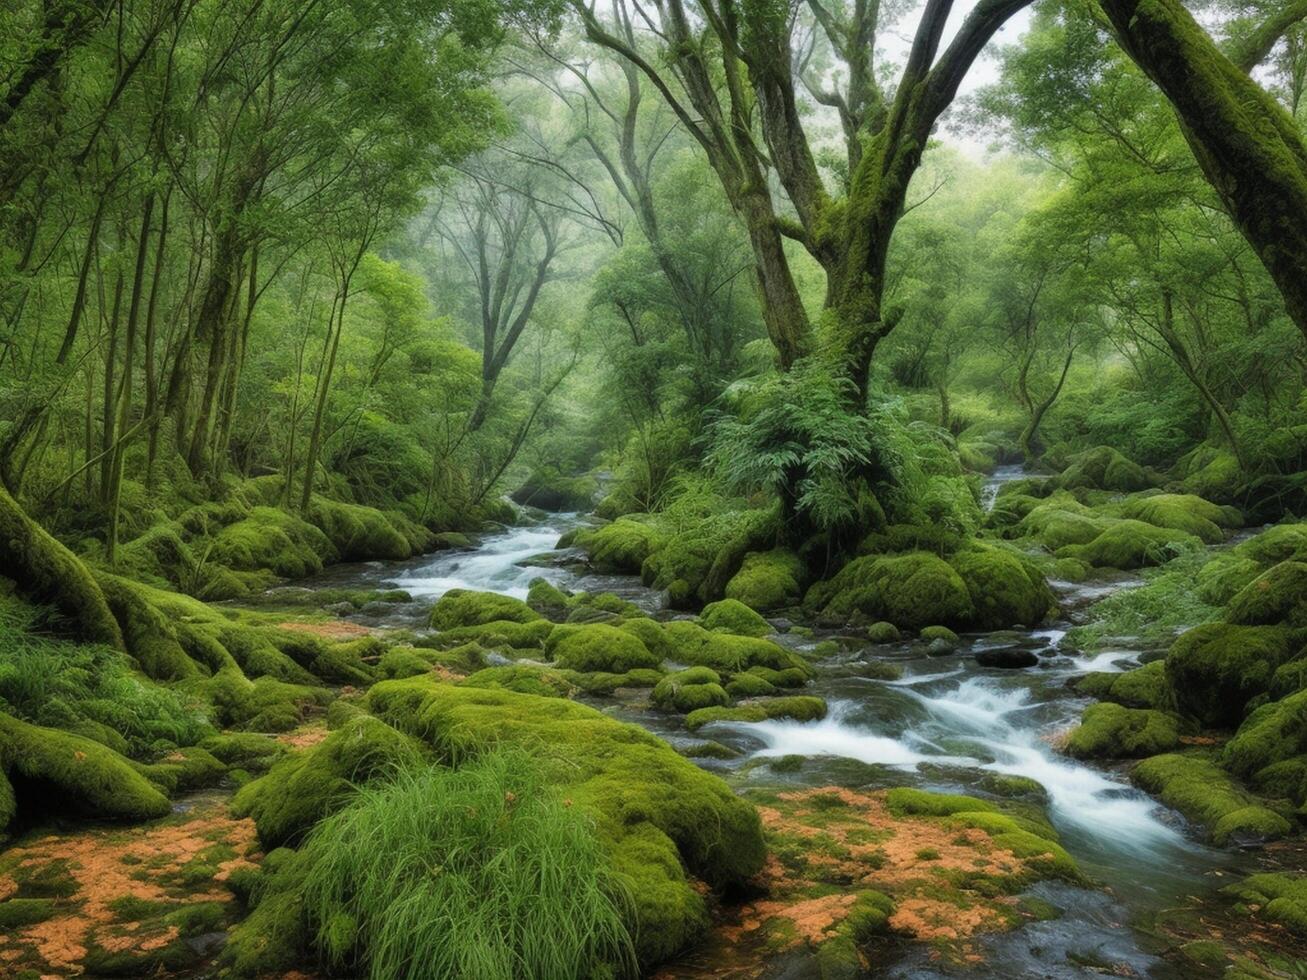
(975, 647, 1039, 669)
(926, 638, 957, 657)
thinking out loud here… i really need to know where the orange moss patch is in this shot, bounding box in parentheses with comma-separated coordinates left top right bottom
(275, 722, 330, 750)
(0, 790, 258, 975)
(662, 786, 1047, 978)
(276, 620, 372, 641)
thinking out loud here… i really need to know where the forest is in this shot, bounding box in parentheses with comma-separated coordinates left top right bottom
(1, 0, 1306, 976)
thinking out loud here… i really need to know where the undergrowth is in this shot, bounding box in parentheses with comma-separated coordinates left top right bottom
(1066, 550, 1221, 650)
(0, 595, 210, 755)
(300, 749, 636, 979)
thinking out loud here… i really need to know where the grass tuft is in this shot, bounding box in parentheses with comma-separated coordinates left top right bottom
(300, 749, 635, 979)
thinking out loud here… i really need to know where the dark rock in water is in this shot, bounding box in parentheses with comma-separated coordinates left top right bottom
(975, 647, 1039, 669)
(926, 638, 956, 657)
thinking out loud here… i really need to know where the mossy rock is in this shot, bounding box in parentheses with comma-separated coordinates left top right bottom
(1177, 449, 1243, 503)
(0, 713, 171, 831)
(305, 497, 412, 561)
(1064, 704, 1181, 759)
(579, 517, 665, 574)
(865, 621, 901, 644)
(136, 746, 227, 794)
(1057, 520, 1198, 570)
(951, 543, 1056, 629)
(698, 598, 771, 638)
(545, 623, 661, 673)
(1221, 874, 1307, 936)
(1197, 555, 1265, 605)
(433, 619, 553, 650)
(429, 589, 542, 630)
(1225, 561, 1307, 628)
(565, 591, 640, 624)
(510, 469, 598, 512)
(640, 508, 776, 609)
(652, 669, 731, 714)
(684, 696, 826, 732)
(723, 549, 805, 612)
(1235, 523, 1307, 566)
(1058, 446, 1152, 493)
(191, 666, 331, 733)
(724, 672, 778, 699)
(1165, 624, 1299, 726)
(1016, 495, 1110, 549)
(920, 625, 959, 644)
(361, 679, 767, 965)
(804, 551, 974, 630)
(1223, 689, 1307, 784)
(209, 507, 332, 578)
(1120, 494, 1240, 545)
(460, 665, 577, 699)
(232, 714, 428, 848)
(1131, 753, 1290, 846)
(1074, 661, 1170, 709)
(526, 577, 572, 621)
(662, 621, 812, 677)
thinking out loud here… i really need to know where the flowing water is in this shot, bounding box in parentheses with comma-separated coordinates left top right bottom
(292, 482, 1256, 978)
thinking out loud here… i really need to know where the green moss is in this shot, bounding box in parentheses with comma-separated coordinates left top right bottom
(305, 497, 412, 561)
(885, 788, 997, 818)
(526, 577, 571, 620)
(545, 623, 661, 672)
(430, 589, 542, 630)
(0, 486, 123, 647)
(640, 508, 776, 609)
(1223, 689, 1307, 783)
(210, 507, 331, 578)
(432, 619, 553, 650)
(662, 621, 812, 677)
(564, 591, 640, 624)
(232, 714, 428, 848)
(136, 746, 227, 794)
(724, 672, 778, 698)
(1222, 874, 1307, 936)
(510, 468, 599, 511)
(578, 518, 665, 574)
(0, 898, 56, 929)
(724, 549, 805, 612)
(96, 574, 203, 681)
(698, 598, 771, 637)
(361, 679, 766, 965)
(1075, 661, 1170, 709)
(805, 551, 975, 630)
(559, 668, 662, 694)
(920, 625, 959, 644)
(199, 732, 285, 772)
(1165, 624, 1298, 726)
(1017, 495, 1110, 549)
(1057, 520, 1199, 570)
(1120, 494, 1240, 544)
(1235, 523, 1307, 566)
(461, 665, 577, 699)
(684, 696, 827, 731)
(1064, 703, 1181, 759)
(0, 713, 171, 830)
(1132, 753, 1290, 846)
(378, 647, 437, 679)
(1058, 446, 1152, 492)
(1178, 449, 1242, 503)
(653, 669, 730, 713)
(617, 617, 675, 660)
(865, 621, 901, 644)
(1226, 561, 1307, 628)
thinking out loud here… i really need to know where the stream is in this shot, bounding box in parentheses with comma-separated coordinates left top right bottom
(288, 476, 1256, 978)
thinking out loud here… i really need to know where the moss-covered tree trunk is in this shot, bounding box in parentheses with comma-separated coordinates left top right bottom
(1098, 0, 1307, 341)
(0, 486, 123, 647)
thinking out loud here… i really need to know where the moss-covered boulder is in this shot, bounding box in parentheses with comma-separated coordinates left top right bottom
(1120, 494, 1240, 545)
(723, 549, 805, 612)
(305, 497, 413, 561)
(0, 713, 172, 832)
(1197, 554, 1265, 605)
(526, 577, 572, 620)
(1221, 874, 1307, 936)
(1132, 753, 1290, 846)
(1225, 561, 1307, 628)
(1222, 688, 1307, 785)
(1058, 446, 1152, 493)
(640, 508, 775, 609)
(805, 552, 974, 630)
(1064, 703, 1181, 759)
(662, 621, 812, 677)
(362, 679, 767, 965)
(578, 518, 665, 574)
(209, 507, 331, 579)
(545, 622, 661, 673)
(698, 598, 771, 637)
(510, 469, 598, 512)
(460, 665, 577, 699)
(232, 714, 427, 848)
(1057, 520, 1199, 570)
(433, 619, 553, 650)
(1165, 624, 1299, 726)
(950, 543, 1055, 629)
(1074, 661, 1170, 709)
(1016, 495, 1109, 550)
(652, 669, 731, 714)
(430, 589, 542, 630)
(684, 696, 827, 731)
(1176, 447, 1243, 503)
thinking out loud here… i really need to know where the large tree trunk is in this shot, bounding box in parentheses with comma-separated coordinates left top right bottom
(0, 486, 122, 647)
(1098, 0, 1307, 341)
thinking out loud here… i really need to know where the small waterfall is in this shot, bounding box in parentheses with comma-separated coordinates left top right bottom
(388, 522, 573, 598)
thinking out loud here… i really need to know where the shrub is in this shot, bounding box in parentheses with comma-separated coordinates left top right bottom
(300, 751, 635, 980)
